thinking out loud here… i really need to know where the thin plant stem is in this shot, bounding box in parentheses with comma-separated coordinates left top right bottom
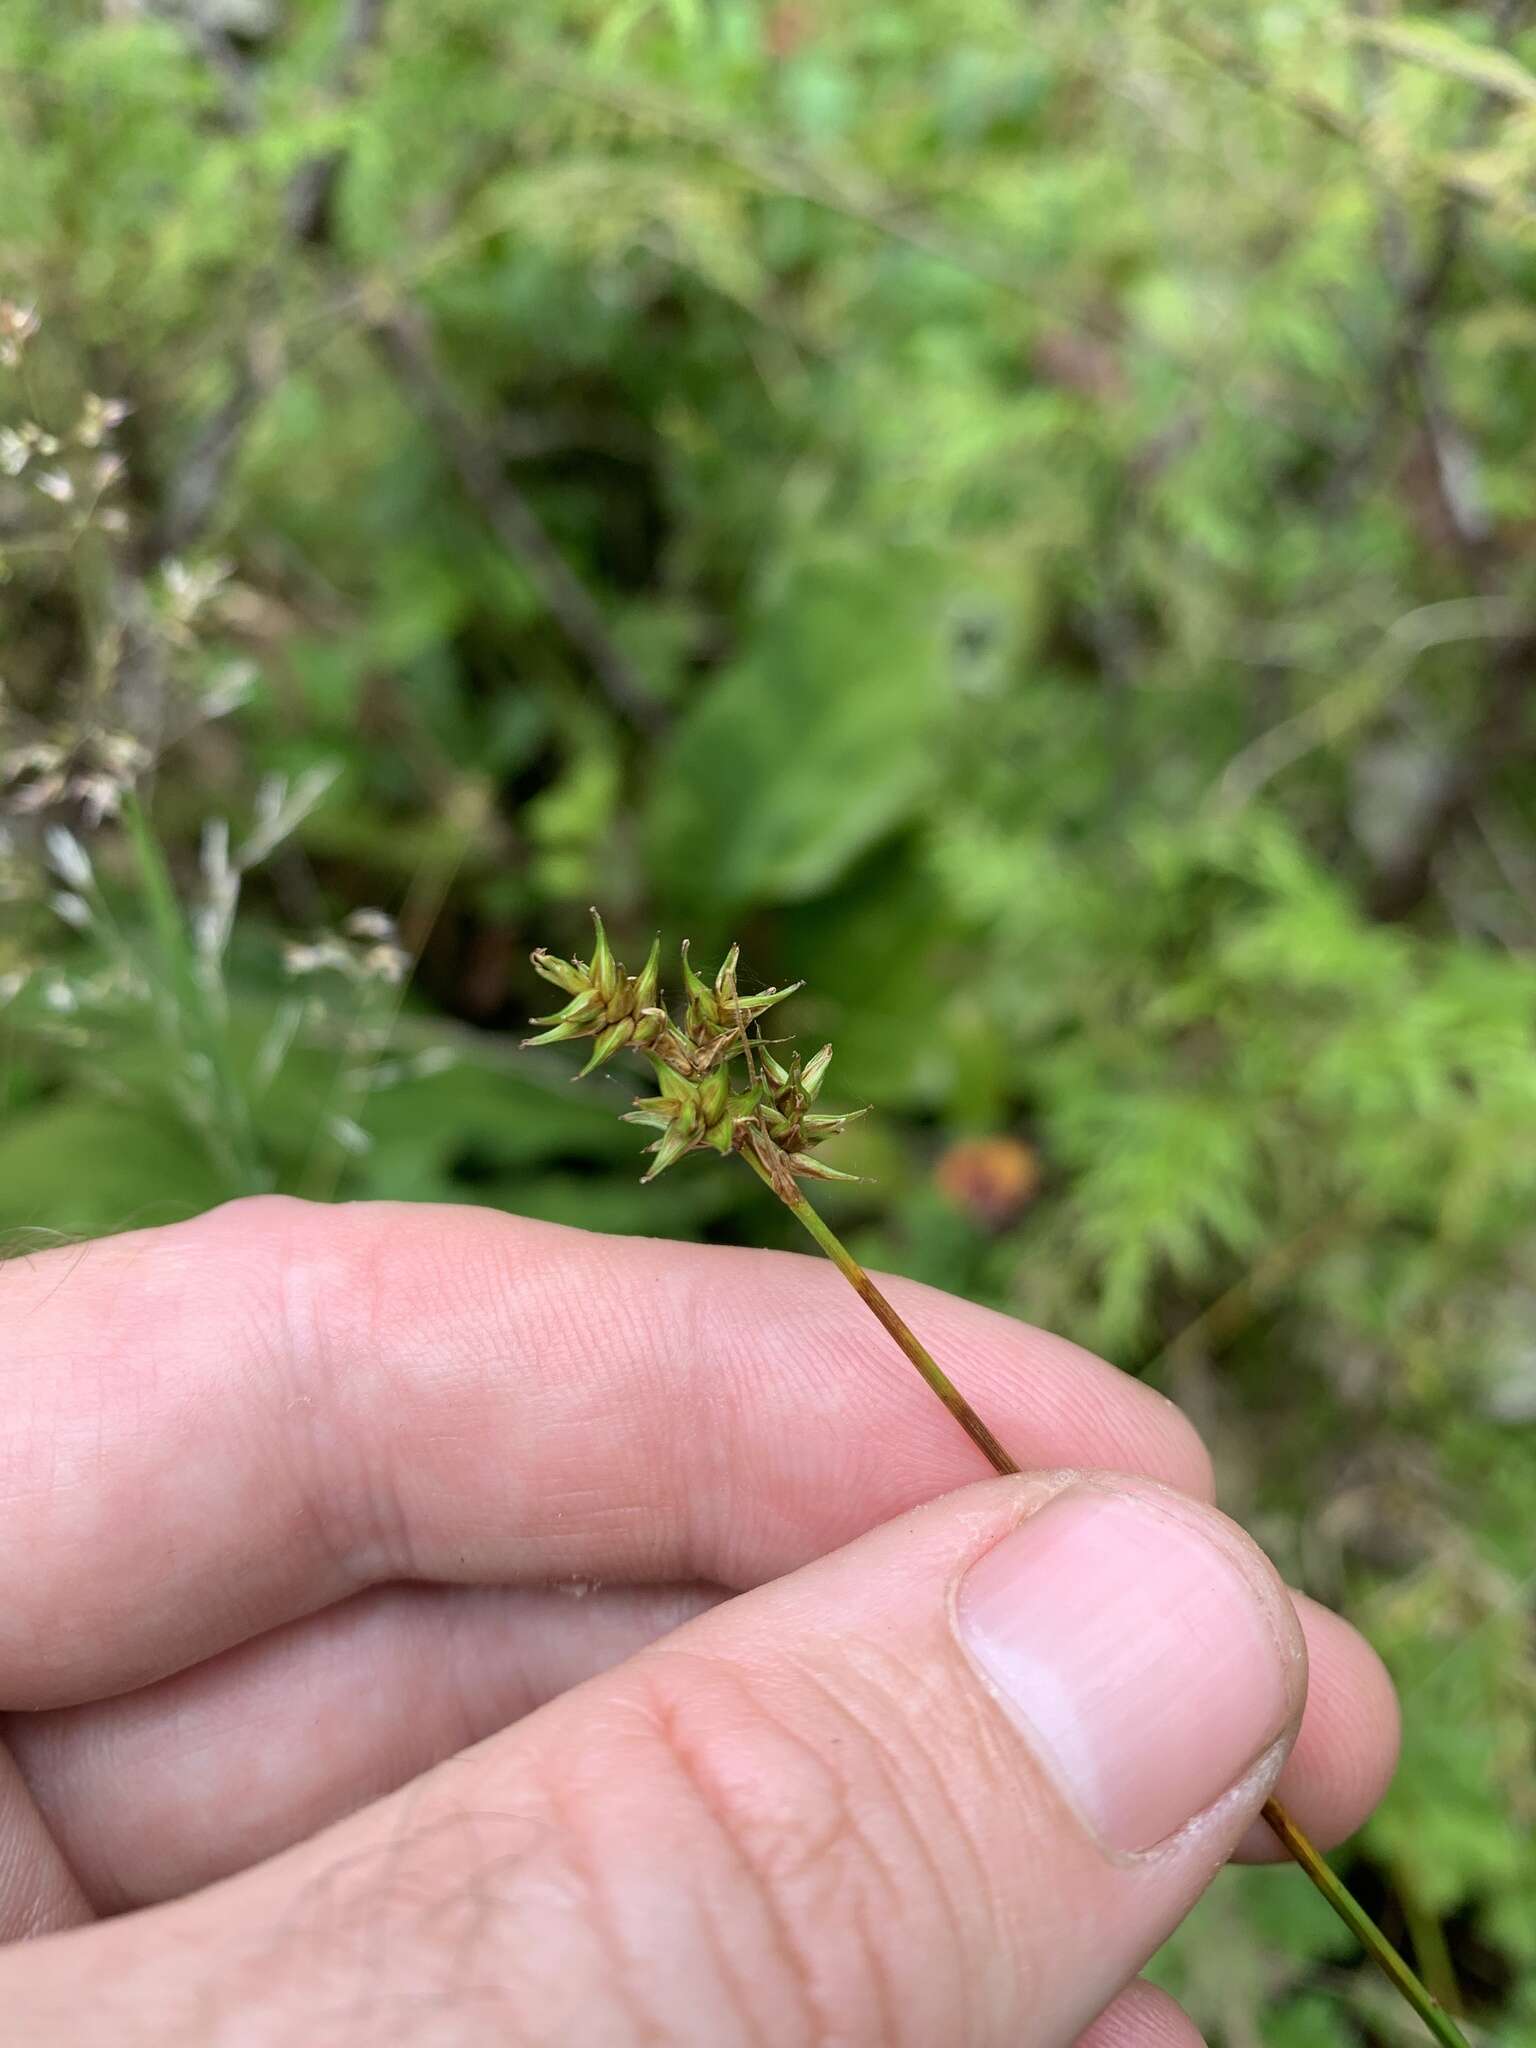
(1263, 1801, 1468, 2047)
(745, 1154, 1472, 2048)
(746, 1156, 1019, 1475)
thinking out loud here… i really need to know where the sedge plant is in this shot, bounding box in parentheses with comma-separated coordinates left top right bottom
(527, 912, 1470, 2048)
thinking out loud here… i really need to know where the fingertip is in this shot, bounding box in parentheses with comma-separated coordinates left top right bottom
(952, 1475, 1304, 1858)
(1234, 1591, 1401, 1860)
(1075, 1980, 1206, 2048)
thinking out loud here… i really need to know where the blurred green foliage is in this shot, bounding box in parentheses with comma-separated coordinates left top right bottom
(4, 0, 1536, 2036)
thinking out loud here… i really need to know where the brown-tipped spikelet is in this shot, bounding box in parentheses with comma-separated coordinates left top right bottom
(678, 940, 800, 1065)
(623, 1061, 756, 1181)
(524, 910, 665, 1077)
(526, 921, 854, 1185)
(755, 1044, 864, 1180)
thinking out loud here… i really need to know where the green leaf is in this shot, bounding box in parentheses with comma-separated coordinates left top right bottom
(645, 551, 953, 909)
(0, 1099, 226, 1239)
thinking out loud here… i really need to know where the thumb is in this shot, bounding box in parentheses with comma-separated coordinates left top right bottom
(586, 1471, 1305, 2046)
(0, 1474, 1304, 2047)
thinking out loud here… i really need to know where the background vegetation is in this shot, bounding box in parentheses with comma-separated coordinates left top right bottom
(3, 0, 1536, 2037)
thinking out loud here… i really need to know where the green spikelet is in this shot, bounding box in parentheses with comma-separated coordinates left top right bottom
(525, 913, 665, 1071)
(680, 939, 800, 1042)
(528, 923, 856, 1185)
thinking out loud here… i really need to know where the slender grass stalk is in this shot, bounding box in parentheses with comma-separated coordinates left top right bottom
(743, 1152, 1471, 2048)
(299, 818, 468, 1202)
(1263, 1803, 1468, 2045)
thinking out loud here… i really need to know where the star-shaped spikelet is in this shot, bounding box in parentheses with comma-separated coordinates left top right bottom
(524, 911, 665, 1077)
(525, 922, 857, 1186)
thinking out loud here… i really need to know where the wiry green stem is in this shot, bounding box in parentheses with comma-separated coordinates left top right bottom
(1262, 1800, 1469, 2046)
(749, 1159, 1018, 1472)
(746, 1155, 1471, 2048)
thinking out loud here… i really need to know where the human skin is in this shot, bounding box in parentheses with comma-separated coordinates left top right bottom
(0, 1197, 1399, 2044)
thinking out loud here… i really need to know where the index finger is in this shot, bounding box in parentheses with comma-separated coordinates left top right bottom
(0, 1195, 1212, 1707)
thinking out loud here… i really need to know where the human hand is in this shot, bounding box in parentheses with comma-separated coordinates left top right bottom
(0, 1198, 1398, 2045)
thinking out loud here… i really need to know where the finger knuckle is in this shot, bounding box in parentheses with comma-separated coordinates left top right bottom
(631, 1648, 985, 2048)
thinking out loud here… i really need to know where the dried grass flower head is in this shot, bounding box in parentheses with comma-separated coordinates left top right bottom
(0, 300, 39, 371)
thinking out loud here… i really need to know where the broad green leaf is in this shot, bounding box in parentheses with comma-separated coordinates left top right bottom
(646, 551, 953, 909)
(0, 1099, 226, 1239)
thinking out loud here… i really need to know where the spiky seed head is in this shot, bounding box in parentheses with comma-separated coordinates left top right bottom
(755, 1043, 862, 1160)
(588, 910, 619, 1004)
(623, 1055, 762, 1180)
(525, 914, 665, 1071)
(799, 1044, 833, 1100)
(680, 938, 801, 1041)
(527, 919, 856, 1187)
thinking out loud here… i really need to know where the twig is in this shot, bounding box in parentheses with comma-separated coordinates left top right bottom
(152, 362, 259, 558)
(1348, 1, 1536, 916)
(1213, 598, 1530, 814)
(143, 0, 396, 557)
(364, 307, 667, 736)
(108, 7, 668, 737)
(1350, 0, 1502, 565)
(1167, 16, 1360, 147)
(1149, 1206, 1363, 1379)
(1166, 14, 1536, 224)
(286, 0, 392, 245)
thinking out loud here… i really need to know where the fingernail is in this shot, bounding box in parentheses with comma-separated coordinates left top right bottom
(955, 1483, 1296, 1853)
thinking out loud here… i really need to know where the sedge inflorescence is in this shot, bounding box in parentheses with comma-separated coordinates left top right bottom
(525, 911, 861, 1194)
